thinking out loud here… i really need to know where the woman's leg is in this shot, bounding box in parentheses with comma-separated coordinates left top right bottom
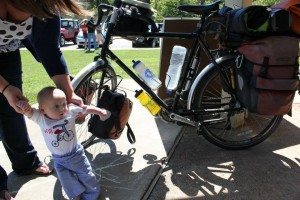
(0, 165, 8, 191)
(0, 166, 14, 200)
(0, 50, 43, 175)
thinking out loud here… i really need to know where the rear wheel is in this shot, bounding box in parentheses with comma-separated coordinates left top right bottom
(191, 58, 282, 149)
(72, 64, 117, 148)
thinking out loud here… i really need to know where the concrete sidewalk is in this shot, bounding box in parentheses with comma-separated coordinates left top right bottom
(1, 79, 183, 200)
(1, 79, 300, 200)
(149, 95, 300, 200)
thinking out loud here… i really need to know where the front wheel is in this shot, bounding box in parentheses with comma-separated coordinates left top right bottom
(191, 58, 282, 149)
(72, 63, 117, 148)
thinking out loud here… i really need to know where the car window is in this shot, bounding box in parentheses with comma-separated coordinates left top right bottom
(158, 23, 163, 32)
(61, 20, 68, 28)
(74, 21, 79, 29)
(69, 21, 74, 28)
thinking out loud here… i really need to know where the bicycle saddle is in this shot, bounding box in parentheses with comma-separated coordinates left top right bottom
(178, 0, 222, 15)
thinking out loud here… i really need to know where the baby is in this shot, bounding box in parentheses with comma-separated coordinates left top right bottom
(17, 86, 110, 200)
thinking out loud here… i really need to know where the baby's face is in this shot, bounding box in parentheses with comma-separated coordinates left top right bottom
(40, 90, 68, 120)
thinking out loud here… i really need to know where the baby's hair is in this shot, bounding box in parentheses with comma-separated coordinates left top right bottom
(37, 86, 56, 105)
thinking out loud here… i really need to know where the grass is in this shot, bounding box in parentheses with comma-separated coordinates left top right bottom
(21, 49, 160, 104)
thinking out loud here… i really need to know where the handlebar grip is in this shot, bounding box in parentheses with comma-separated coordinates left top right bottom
(96, 4, 114, 25)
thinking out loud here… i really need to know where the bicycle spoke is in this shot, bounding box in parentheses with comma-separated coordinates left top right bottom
(73, 65, 117, 148)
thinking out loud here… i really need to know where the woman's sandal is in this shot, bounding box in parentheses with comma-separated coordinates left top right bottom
(34, 162, 54, 176)
(18, 162, 54, 176)
(0, 190, 14, 200)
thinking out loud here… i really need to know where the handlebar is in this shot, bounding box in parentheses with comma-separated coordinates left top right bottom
(96, 4, 114, 26)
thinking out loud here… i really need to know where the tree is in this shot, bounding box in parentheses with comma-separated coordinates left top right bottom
(154, 0, 200, 22)
(79, 0, 283, 23)
(253, 0, 281, 6)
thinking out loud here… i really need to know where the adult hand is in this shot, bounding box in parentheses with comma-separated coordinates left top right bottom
(16, 100, 32, 115)
(68, 92, 86, 108)
(3, 85, 28, 113)
(69, 92, 88, 124)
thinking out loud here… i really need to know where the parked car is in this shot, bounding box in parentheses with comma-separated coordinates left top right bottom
(76, 30, 98, 48)
(132, 23, 163, 48)
(60, 18, 79, 47)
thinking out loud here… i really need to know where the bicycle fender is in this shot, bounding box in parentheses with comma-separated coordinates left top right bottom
(71, 60, 109, 88)
(187, 55, 235, 109)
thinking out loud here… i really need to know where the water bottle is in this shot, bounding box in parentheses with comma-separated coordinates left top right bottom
(165, 45, 187, 94)
(132, 60, 162, 90)
(135, 89, 161, 115)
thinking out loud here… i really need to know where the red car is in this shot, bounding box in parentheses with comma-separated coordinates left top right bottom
(60, 18, 80, 47)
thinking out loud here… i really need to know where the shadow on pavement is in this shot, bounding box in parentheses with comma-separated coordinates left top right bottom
(149, 104, 300, 199)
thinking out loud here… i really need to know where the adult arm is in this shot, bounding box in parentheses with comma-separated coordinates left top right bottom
(87, 20, 97, 28)
(0, 75, 28, 113)
(52, 74, 83, 105)
(29, 16, 83, 106)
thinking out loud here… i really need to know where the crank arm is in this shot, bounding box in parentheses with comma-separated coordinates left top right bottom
(169, 113, 200, 127)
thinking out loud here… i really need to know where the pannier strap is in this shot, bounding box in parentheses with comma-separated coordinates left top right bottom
(252, 77, 299, 91)
(126, 123, 136, 144)
(113, 110, 121, 133)
(259, 57, 269, 78)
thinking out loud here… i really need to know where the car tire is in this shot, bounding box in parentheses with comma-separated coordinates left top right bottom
(60, 35, 65, 47)
(132, 42, 137, 48)
(151, 39, 156, 48)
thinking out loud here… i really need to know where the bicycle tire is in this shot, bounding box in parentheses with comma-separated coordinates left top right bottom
(72, 62, 117, 148)
(191, 58, 283, 150)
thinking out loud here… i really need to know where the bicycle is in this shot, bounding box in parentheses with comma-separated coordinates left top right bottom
(72, 0, 283, 150)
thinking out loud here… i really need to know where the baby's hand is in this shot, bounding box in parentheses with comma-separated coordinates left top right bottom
(16, 100, 31, 114)
(99, 109, 111, 121)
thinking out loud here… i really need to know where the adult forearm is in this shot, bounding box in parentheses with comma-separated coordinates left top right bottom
(51, 74, 74, 101)
(0, 75, 10, 94)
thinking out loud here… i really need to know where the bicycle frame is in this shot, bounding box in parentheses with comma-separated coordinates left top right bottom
(73, 1, 285, 150)
(95, 3, 235, 127)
